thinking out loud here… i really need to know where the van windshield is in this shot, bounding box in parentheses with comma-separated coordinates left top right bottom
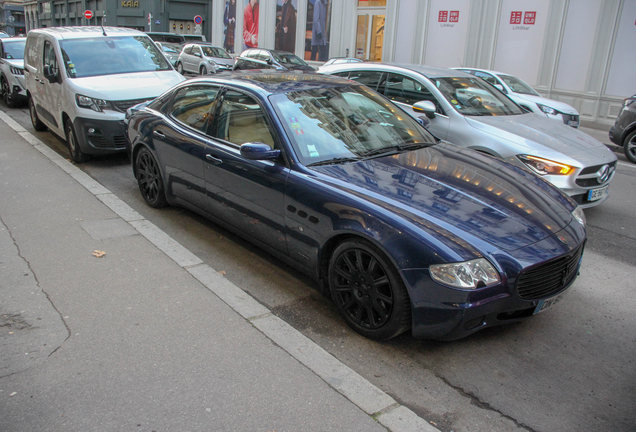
(60, 36, 171, 78)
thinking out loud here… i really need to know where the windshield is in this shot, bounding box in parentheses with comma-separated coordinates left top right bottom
(3, 41, 26, 59)
(272, 52, 307, 66)
(497, 74, 540, 96)
(432, 77, 525, 116)
(270, 85, 437, 166)
(202, 46, 231, 59)
(60, 36, 171, 78)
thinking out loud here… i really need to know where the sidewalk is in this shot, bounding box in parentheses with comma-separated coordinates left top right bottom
(0, 113, 436, 432)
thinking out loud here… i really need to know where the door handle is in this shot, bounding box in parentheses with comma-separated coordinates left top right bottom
(206, 154, 222, 163)
(153, 130, 165, 138)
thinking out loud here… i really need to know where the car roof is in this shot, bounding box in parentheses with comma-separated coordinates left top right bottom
(29, 26, 147, 40)
(321, 62, 472, 79)
(454, 67, 512, 76)
(185, 71, 357, 95)
(1, 37, 26, 43)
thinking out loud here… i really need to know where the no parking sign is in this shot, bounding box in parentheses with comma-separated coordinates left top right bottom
(194, 15, 202, 25)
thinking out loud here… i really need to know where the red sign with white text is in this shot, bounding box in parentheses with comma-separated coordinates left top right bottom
(510, 11, 522, 24)
(524, 12, 536, 25)
(450, 11, 459, 22)
(439, 11, 448, 22)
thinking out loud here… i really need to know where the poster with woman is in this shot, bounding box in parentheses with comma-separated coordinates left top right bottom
(304, 0, 330, 61)
(223, 0, 237, 53)
(243, 0, 259, 50)
(275, 0, 297, 53)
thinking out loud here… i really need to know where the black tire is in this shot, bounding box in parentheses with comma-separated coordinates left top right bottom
(623, 130, 636, 164)
(2, 76, 17, 108)
(200, 65, 207, 75)
(177, 62, 184, 74)
(28, 96, 47, 131)
(65, 118, 85, 163)
(328, 239, 411, 340)
(135, 147, 168, 208)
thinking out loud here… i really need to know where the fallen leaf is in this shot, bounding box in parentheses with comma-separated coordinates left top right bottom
(92, 250, 106, 258)
(9, 392, 17, 397)
(218, 270, 227, 276)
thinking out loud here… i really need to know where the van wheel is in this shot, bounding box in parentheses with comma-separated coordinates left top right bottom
(28, 96, 47, 131)
(2, 77, 17, 108)
(176, 62, 184, 74)
(200, 65, 208, 75)
(65, 119, 85, 163)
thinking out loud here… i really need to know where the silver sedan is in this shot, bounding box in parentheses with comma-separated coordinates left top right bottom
(319, 63, 617, 208)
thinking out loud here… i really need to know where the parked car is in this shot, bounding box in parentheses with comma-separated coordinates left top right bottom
(146, 32, 186, 44)
(454, 67, 580, 128)
(0, 36, 27, 107)
(608, 94, 636, 164)
(125, 72, 587, 341)
(155, 42, 183, 67)
(176, 43, 234, 75)
(24, 26, 185, 163)
(237, 48, 315, 71)
(319, 63, 616, 208)
(183, 34, 206, 43)
(0, 31, 9, 39)
(322, 57, 364, 66)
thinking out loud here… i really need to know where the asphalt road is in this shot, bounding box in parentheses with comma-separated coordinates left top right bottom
(2, 103, 635, 432)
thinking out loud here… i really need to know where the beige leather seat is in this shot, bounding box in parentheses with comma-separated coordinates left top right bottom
(227, 108, 275, 147)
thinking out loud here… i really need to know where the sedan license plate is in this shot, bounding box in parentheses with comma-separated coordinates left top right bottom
(534, 292, 565, 315)
(588, 185, 609, 202)
(568, 120, 579, 127)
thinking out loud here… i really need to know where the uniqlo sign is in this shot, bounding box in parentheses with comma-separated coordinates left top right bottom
(510, 11, 522, 24)
(439, 11, 448, 22)
(524, 11, 536, 25)
(449, 11, 459, 22)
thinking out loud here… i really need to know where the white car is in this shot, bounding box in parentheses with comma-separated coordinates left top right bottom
(454, 67, 580, 128)
(24, 26, 185, 163)
(176, 43, 234, 75)
(0, 37, 26, 108)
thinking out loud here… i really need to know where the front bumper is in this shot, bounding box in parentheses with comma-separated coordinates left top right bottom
(73, 116, 128, 155)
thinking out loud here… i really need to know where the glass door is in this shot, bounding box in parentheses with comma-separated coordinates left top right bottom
(355, 12, 385, 61)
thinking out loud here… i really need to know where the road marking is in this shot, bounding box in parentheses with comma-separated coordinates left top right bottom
(618, 161, 636, 169)
(0, 110, 440, 432)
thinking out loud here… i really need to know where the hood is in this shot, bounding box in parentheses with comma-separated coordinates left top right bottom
(69, 71, 185, 101)
(512, 93, 579, 115)
(309, 144, 575, 252)
(4, 59, 24, 69)
(465, 114, 610, 160)
(286, 64, 316, 72)
(206, 56, 234, 67)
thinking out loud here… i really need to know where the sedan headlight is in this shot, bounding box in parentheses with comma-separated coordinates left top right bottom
(430, 258, 500, 289)
(76, 94, 110, 112)
(572, 206, 586, 227)
(537, 103, 558, 115)
(517, 155, 574, 176)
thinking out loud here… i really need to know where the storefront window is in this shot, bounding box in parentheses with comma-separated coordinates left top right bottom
(357, 0, 386, 6)
(304, 0, 331, 61)
(275, 0, 297, 53)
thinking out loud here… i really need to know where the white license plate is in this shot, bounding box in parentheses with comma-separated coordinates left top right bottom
(534, 292, 565, 315)
(588, 185, 609, 201)
(568, 120, 579, 127)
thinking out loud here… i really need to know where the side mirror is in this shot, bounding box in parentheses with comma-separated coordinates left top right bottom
(412, 100, 437, 119)
(194, 52, 202, 58)
(240, 142, 281, 161)
(267, 58, 273, 65)
(494, 83, 507, 94)
(43, 64, 58, 83)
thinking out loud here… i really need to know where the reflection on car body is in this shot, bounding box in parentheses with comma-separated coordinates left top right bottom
(126, 72, 586, 341)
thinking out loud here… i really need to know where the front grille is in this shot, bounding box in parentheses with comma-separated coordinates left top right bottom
(113, 98, 153, 113)
(516, 244, 583, 300)
(88, 135, 126, 149)
(575, 161, 616, 187)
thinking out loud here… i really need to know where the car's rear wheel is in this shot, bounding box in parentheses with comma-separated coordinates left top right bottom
(328, 239, 411, 340)
(65, 119, 85, 163)
(28, 96, 47, 131)
(177, 62, 184, 74)
(623, 130, 636, 164)
(200, 65, 208, 75)
(2, 77, 17, 108)
(135, 147, 168, 208)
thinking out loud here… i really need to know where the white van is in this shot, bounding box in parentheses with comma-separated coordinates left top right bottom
(24, 26, 185, 162)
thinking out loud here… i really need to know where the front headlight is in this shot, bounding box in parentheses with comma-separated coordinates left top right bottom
(572, 206, 586, 227)
(430, 258, 500, 289)
(537, 103, 558, 115)
(517, 155, 575, 176)
(76, 94, 110, 112)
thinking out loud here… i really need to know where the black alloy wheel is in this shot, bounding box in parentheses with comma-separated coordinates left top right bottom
(2, 77, 17, 108)
(135, 147, 168, 208)
(65, 119, 84, 163)
(328, 239, 411, 340)
(28, 96, 47, 131)
(624, 130, 636, 164)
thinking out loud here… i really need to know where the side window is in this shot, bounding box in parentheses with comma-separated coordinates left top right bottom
(474, 71, 498, 87)
(382, 73, 437, 106)
(245, 50, 258, 59)
(171, 85, 220, 132)
(332, 71, 351, 79)
(257, 51, 271, 62)
(213, 90, 276, 148)
(184, 46, 193, 55)
(43, 41, 59, 76)
(347, 71, 384, 91)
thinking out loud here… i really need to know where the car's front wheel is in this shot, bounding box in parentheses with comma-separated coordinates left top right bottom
(623, 130, 636, 164)
(200, 65, 208, 75)
(135, 147, 168, 208)
(328, 239, 411, 340)
(28, 96, 47, 131)
(65, 119, 85, 163)
(2, 76, 17, 108)
(176, 62, 184, 74)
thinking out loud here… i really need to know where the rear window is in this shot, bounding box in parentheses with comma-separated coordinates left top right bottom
(60, 36, 171, 78)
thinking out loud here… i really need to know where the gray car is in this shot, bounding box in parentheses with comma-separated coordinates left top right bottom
(176, 43, 234, 75)
(319, 63, 617, 208)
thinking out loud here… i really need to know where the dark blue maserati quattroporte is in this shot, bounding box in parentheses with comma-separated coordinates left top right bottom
(125, 72, 586, 340)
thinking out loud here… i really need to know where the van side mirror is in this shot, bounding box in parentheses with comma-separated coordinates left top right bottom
(413, 101, 437, 119)
(43, 64, 59, 83)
